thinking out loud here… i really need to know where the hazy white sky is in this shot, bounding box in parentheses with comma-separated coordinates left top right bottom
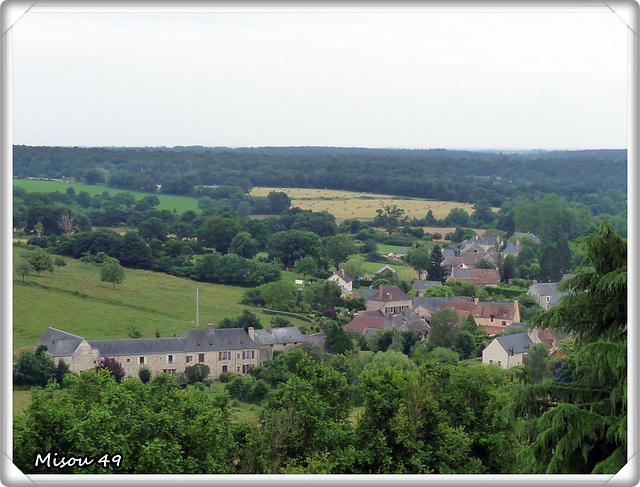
(10, 9, 629, 149)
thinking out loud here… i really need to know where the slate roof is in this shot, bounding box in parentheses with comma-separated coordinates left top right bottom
(376, 265, 397, 274)
(528, 283, 568, 306)
(358, 288, 379, 301)
(37, 328, 85, 357)
(411, 280, 443, 292)
(253, 327, 308, 346)
(494, 333, 534, 354)
(329, 269, 352, 283)
(412, 296, 470, 314)
(39, 327, 257, 358)
(382, 311, 429, 334)
(502, 242, 520, 256)
(372, 285, 411, 302)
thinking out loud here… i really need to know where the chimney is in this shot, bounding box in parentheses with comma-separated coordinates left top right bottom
(513, 299, 519, 311)
(248, 327, 255, 341)
(474, 297, 479, 305)
(207, 323, 216, 331)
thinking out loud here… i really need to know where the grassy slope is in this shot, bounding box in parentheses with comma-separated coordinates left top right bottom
(12, 248, 265, 350)
(13, 179, 200, 214)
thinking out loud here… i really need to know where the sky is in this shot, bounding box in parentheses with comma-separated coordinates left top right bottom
(10, 8, 630, 150)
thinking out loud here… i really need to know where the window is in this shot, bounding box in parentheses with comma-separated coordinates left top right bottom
(139, 356, 146, 365)
(242, 351, 245, 360)
(167, 355, 174, 364)
(497, 361, 502, 367)
(163, 369, 176, 375)
(251, 350, 255, 359)
(126, 358, 130, 363)
(186, 355, 193, 363)
(198, 353, 205, 363)
(222, 365, 228, 373)
(489, 360, 493, 364)
(242, 364, 248, 374)
(490, 315, 494, 322)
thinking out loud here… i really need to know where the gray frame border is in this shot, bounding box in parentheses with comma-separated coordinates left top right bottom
(0, 1, 637, 486)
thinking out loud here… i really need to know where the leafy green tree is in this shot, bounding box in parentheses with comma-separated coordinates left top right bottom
(473, 258, 495, 269)
(526, 343, 551, 383)
(325, 234, 358, 270)
(259, 280, 297, 311)
(27, 248, 54, 276)
(184, 363, 210, 384)
(14, 258, 35, 282)
(405, 245, 431, 280)
(251, 354, 353, 473)
(198, 215, 244, 253)
(13, 345, 56, 386)
(294, 256, 317, 281)
(127, 325, 142, 339)
(500, 255, 516, 282)
(325, 324, 353, 355)
(453, 330, 476, 359)
(119, 232, 153, 269)
(137, 217, 168, 242)
(53, 256, 67, 269)
(428, 308, 460, 349)
(229, 232, 259, 259)
(373, 205, 407, 234)
(138, 366, 152, 384)
(340, 254, 366, 279)
(267, 230, 323, 268)
(266, 191, 292, 214)
(100, 257, 125, 289)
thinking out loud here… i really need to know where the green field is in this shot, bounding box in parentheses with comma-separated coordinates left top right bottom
(13, 179, 200, 214)
(12, 247, 270, 352)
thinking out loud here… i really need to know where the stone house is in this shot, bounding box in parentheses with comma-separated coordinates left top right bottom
(37, 326, 259, 379)
(446, 267, 501, 289)
(442, 298, 520, 329)
(364, 285, 412, 316)
(249, 326, 312, 362)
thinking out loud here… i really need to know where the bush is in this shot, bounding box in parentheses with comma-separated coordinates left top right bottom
(138, 366, 152, 384)
(185, 363, 210, 384)
(219, 371, 235, 383)
(13, 345, 56, 386)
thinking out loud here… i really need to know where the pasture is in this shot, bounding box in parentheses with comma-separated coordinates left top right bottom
(250, 187, 488, 223)
(13, 179, 200, 214)
(12, 247, 268, 351)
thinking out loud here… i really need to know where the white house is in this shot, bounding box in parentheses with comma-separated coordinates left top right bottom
(327, 269, 353, 291)
(482, 333, 534, 369)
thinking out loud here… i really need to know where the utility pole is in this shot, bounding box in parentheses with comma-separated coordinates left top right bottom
(196, 287, 200, 326)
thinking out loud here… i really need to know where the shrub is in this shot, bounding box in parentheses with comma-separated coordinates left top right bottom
(184, 363, 210, 384)
(138, 366, 152, 384)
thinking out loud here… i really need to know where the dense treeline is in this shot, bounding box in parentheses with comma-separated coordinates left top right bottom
(14, 145, 626, 208)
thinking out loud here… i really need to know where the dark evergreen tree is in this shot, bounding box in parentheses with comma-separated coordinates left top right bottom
(427, 245, 447, 283)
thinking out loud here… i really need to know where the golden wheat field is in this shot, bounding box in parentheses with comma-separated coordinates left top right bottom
(250, 187, 492, 223)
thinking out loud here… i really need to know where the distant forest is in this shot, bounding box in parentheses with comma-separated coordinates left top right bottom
(13, 145, 627, 207)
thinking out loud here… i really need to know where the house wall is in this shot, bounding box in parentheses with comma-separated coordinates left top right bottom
(55, 340, 98, 374)
(258, 342, 303, 362)
(328, 275, 352, 291)
(66, 347, 259, 379)
(482, 340, 525, 369)
(366, 299, 412, 315)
